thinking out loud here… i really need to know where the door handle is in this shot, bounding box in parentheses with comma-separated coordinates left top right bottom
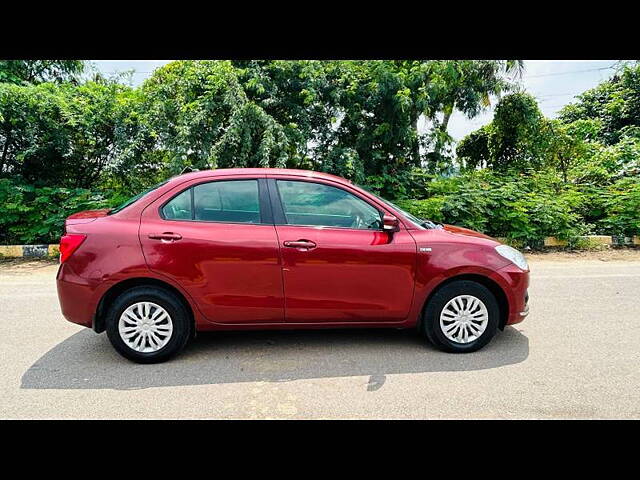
(283, 239, 317, 250)
(148, 232, 182, 241)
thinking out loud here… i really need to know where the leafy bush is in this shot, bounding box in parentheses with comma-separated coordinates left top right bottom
(0, 179, 110, 244)
(598, 177, 640, 236)
(395, 197, 446, 223)
(395, 170, 590, 247)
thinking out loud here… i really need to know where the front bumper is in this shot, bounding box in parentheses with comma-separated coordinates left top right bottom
(519, 291, 530, 317)
(492, 263, 530, 326)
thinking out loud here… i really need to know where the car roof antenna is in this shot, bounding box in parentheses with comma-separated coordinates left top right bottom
(180, 166, 198, 175)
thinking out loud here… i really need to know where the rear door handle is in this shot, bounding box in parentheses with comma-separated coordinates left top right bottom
(283, 239, 317, 250)
(148, 232, 182, 242)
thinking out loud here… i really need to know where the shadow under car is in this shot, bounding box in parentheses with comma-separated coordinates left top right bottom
(21, 326, 529, 391)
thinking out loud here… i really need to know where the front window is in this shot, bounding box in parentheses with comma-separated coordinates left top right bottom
(277, 180, 383, 229)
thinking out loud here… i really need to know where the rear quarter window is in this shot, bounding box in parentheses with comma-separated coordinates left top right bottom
(162, 189, 192, 220)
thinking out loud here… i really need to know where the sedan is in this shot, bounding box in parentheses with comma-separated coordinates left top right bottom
(56, 168, 530, 363)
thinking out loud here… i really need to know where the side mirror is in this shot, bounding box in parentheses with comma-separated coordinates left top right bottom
(382, 214, 400, 232)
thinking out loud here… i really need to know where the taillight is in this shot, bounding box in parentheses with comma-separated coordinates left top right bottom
(59, 234, 86, 263)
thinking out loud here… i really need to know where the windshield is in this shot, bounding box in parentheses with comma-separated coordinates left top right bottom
(365, 190, 427, 230)
(108, 181, 168, 215)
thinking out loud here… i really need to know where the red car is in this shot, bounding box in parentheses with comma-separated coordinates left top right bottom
(57, 168, 530, 363)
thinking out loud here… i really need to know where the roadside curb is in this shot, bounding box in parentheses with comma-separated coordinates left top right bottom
(544, 235, 640, 247)
(0, 244, 59, 258)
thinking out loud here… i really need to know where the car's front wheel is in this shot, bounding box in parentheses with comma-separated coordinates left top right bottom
(105, 286, 191, 363)
(422, 280, 499, 353)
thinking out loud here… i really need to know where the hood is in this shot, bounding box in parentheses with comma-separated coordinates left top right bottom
(442, 224, 496, 241)
(66, 208, 111, 225)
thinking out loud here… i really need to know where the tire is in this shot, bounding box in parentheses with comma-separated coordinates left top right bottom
(422, 280, 499, 353)
(105, 286, 191, 363)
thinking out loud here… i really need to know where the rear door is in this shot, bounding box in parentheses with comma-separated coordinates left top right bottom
(269, 177, 417, 324)
(139, 176, 285, 324)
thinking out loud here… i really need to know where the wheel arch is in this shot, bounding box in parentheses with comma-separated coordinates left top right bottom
(418, 273, 509, 332)
(93, 277, 195, 335)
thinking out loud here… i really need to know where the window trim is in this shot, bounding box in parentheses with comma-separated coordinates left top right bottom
(268, 177, 386, 231)
(158, 177, 273, 225)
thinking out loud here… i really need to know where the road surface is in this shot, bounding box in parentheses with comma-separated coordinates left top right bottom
(1, 252, 639, 419)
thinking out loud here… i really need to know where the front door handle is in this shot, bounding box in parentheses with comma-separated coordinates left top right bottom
(283, 239, 317, 250)
(148, 232, 182, 242)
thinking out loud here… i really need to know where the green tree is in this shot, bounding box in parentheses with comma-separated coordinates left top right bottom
(0, 80, 138, 188)
(425, 60, 523, 170)
(139, 61, 289, 175)
(331, 61, 422, 182)
(457, 92, 577, 176)
(559, 63, 640, 145)
(456, 124, 491, 170)
(541, 119, 585, 182)
(233, 60, 522, 181)
(0, 60, 84, 85)
(488, 92, 546, 171)
(236, 60, 427, 183)
(233, 60, 343, 169)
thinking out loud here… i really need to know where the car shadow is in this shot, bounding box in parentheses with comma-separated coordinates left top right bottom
(21, 327, 529, 391)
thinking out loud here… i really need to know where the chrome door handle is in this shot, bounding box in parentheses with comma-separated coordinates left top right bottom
(148, 232, 182, 241)
(283, 240, 316, 250)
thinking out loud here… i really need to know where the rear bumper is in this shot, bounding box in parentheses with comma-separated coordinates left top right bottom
(56, 263, 101, 328)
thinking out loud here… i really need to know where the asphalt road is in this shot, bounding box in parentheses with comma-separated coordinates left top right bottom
(1, 253, 639, 419)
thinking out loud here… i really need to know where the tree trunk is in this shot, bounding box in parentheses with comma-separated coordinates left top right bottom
(431, 104, 454, 171)
(1, 134, 11, 175)
(440, 109, 452, 133)
(411, 115, 420, 167)
(560, 155, 568, 183)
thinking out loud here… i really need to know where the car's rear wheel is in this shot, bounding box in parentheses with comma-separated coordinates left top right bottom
(105, 286, 191, 363)
(422, 280, 499, 353)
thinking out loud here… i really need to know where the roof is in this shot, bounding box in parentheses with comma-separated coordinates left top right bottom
(169, 168, 351, 185)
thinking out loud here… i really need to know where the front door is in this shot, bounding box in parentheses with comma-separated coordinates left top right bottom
(139, 177, 284, 324)
(270, 178, 417, 323)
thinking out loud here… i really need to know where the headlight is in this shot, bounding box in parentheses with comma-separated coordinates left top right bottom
(495, 244, 529, 271)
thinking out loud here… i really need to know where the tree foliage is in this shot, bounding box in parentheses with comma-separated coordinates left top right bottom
(0, 80, 138, 188)
(456, 125, 491, 169)
(448, 62, 640, 244)
(559, 66, 640, 145)
(0, 60, 522, 191)
(0, 178, 108, 244)
(395, 170, 585, 246)
(0, 60, 84, 85)
(2, 60, 640, 246)
(457, 92, 550, 172)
